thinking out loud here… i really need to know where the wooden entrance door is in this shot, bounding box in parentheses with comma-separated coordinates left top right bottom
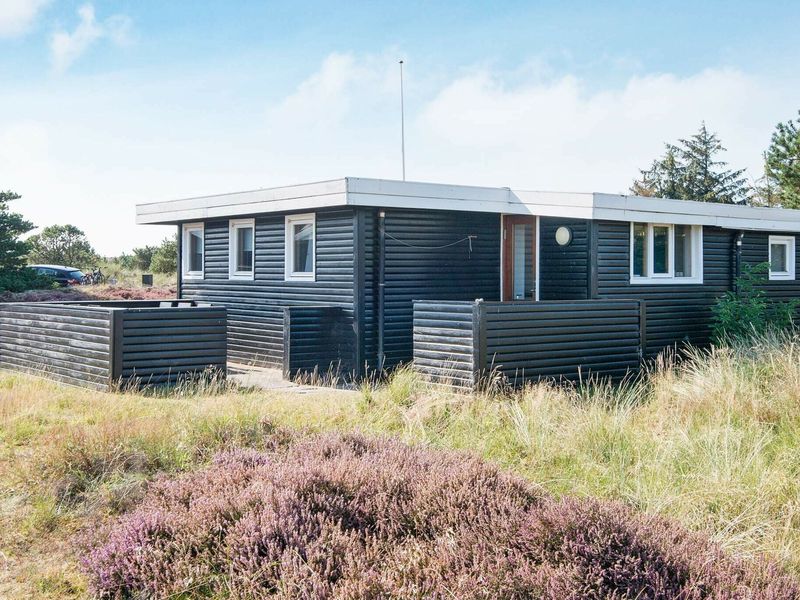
(502, 216, 537, 301)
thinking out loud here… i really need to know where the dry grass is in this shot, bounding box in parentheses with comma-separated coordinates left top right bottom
(1, 334, 800, 597)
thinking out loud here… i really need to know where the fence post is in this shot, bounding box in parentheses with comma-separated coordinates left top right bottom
(110, 309, 124, 386)
(282, 308, 292, 379)
(471, 299, 486, 391)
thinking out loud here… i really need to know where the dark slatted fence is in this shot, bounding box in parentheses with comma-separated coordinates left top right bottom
(412, 300, 478, 388)
(283, 306, 356, 379)
(0, 301, 226, 390)
(0, 303, 113, 390)
(413, 299, 645, 390)
(120, 305, 227, 385)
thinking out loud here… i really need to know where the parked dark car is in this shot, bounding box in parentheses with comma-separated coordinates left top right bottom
(27, 264, 85, 286)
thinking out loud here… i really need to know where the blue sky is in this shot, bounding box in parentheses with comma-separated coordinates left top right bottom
(1, 1, 799, 254)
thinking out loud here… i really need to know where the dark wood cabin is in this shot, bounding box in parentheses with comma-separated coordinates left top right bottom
(136, 178, 800, 385)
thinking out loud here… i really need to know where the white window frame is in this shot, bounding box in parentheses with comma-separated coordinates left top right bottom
(285, 213, 316, 281)
(182, 222, 204, 280)
(228, 218, 255, 280)
(768, 235, 796, 281)
(630, 222, 703, 284)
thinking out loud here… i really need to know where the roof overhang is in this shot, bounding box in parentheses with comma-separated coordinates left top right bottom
(136, 176, 800, 233)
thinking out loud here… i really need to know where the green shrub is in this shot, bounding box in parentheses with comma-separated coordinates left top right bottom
(712, 263, 798, 342)
(0, 268, 57, 293)
(149, 236, 177, 274)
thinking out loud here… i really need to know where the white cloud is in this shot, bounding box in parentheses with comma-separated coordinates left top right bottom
(257, 55, 794, 194)
(0, 0, 49, 37)
(1, 53, 797, 254)
(50, 4, 132, 73)
(411, 67, 777, 192)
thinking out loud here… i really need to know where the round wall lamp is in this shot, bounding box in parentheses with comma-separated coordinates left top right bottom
(555, 226, 573, 246)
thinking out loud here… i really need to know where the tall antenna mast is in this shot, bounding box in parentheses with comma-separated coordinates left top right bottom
(399, 59, 406, 181)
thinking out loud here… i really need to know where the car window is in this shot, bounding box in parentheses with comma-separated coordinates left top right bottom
(67, 270, 84, 279)
(39, 268, 57, 277)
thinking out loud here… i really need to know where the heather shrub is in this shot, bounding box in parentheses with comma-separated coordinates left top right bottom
(82, 433, 798, 599)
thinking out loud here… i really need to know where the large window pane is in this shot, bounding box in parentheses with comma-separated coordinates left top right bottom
(652, 226, 669, 274)
(633, 223, 648, 277)
(293, 223, 313, 273)
(236, 227, 253, 271)
(674, 225, 693, 278)
(189, 230, 203, 272)
(771, 243, 788, 273)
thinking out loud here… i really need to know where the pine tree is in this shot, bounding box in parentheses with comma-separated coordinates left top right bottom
(0, 190, 34, 270)
(631, 146, 683, 198)
(678, 122, 750, 204)
(631, 123, 751, 204)
(764, 110, 800, 209)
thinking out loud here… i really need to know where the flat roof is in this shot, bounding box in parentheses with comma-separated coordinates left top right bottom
(136, 176, 800, 232)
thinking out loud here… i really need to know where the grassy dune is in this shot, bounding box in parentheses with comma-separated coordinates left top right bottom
(1, 335, 800, 597)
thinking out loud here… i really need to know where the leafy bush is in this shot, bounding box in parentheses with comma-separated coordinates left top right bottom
(712, 262, 798, 342)
(0, 268, 56, 293)
(81, 433, 797, 599)
(26, 223, 97, 267)
(149, 235, 177, 274)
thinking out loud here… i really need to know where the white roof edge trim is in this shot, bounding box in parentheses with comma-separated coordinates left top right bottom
(592, 193, 800, 231)
(134, 177, 800, 232)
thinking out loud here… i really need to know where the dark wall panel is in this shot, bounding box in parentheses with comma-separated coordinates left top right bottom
(0, 303, 112, 390)
(595, 223, 733, 356)
(181, 208, 355, 367)
(364, 209, 501, 369)
(538, 218, 590, 300)
(740, 231, 800, 303)
(483, 300, 643, 383)
(120, 306, 227, 384)
(412, 300, 476, 388)
(283, 306, 356, 378)
(0, 301, 226, 390)
(412, 299, 643, 390)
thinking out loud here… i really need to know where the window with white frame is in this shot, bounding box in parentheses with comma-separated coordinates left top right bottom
(229, 219, 255, 280)
(768, 235, 795, 280)
(630, 223, 702, 284)
(182, 223, 204, 279)
(285, 213, 315, 281)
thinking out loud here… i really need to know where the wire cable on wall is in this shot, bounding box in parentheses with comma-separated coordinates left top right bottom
(380, 229, 477, 253)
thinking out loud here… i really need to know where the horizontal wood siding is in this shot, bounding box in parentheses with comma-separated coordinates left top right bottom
(482, 300, 643, 383)
(361, 209, 379, 372)
(596, 223, 732, 357)
(412, 300, 476, 388)
(369, 209, 500, 369)
(740, 231, 800, 303)
(180, 208, 355, 367)
(283, 306, 356, 378)
(120, 307, 227, 385)
(538, 218, 590, 300)
(0, 303, 112, 390)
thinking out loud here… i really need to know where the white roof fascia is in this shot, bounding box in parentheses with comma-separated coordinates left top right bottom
(134, 177, 800, 232)
(136, 179, 348, 224)
(592, 193, 800, 231)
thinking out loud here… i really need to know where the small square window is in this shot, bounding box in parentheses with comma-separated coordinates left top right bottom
(768, 235, 795, 281)
(229, 219, 255, 280)
(182, 223, 204, 280)
(285, 214, 315, 281)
